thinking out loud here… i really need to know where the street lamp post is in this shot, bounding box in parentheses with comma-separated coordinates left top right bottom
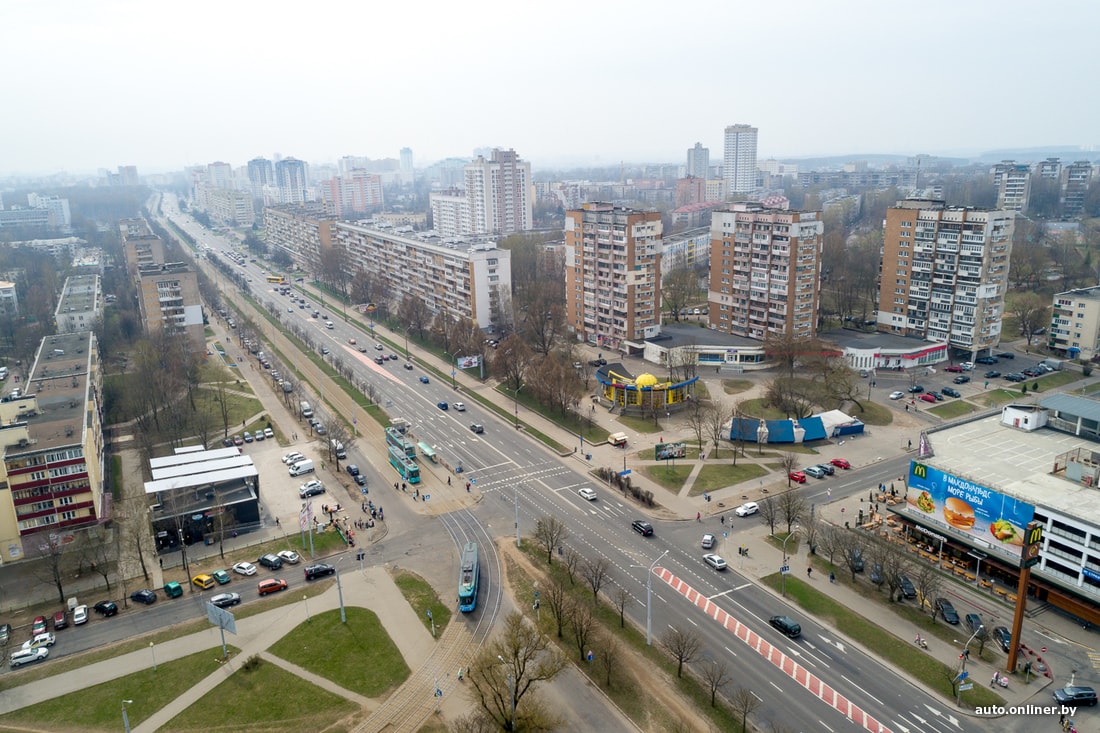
(178, 526, 192, 593)
(303, 595, 311, 622)
(781, 530, 799, 597)
(149, 641, 157, 672)
(497, 655, 516, 731)
(122, 700, 133, 733)
(513, 385, 522, 428)
(646, 549, 669, 646)
(335, 568, 346, 624)
(959, 624, 983, 669)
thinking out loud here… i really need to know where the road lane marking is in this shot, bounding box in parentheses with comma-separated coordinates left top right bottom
(707, 589, 734, 600)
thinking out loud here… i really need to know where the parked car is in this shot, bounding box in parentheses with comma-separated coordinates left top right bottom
(1053, 686, 1098, 706)
(953, 375, 971, 384)
(258, 578, 288, 596)
(829, 458, 851, 469)
(847, 547, 865, 572)
(898, 574, 917, 599)
(869, 564, 884, 585)
(258, 554, 283, 570)
(984, 370, 1001, 379)
(347, 464, 360, 476)
(9, 647, 48, 668)
(631, 520, 654, 536)
(788, 471, 807, 483)
(964, 613, 984, 634)
(975, 356, 998, 365)
(804, 465, 826, 479)
(93, 601, 118, 617)
(22, 632, 56, 651)
(282, 452, 306, 464)
(242, 431, 253, 443)
(31, 616, 46, 635)
(354, 474, 366, 487)
(264, 427, 275, 439)
(232, 435, 244, 446)
(941, 387, 961, 398)
(52, 611, 68, 631)
(935, 597, 960, 624)
(944, 365, 964, 373)
(918, 393, 937, 403)
(961, 362, 974, 370)
(816, 463, 835, 475)
(131, 589, 157, 605)
(277, 550, 301, 565)
(992, 626, 1012, 653)
(233, 561, 257, 576)
(703, 554, 727, 571)
(995, 352, 1015, 360)
(889, 391, 905, 400)
(907, 385, 925, 393)
(210, 592, 241, 608)
(213, 569, 232, 585)
(1004, 373, 1026, 382)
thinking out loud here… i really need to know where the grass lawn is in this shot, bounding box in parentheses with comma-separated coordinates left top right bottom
(1034, 370, 1079, 390)
(688, 462, 769, 496)
(167, 655, 359, 732)
(638, 463, 693, 492)
(721, 379, 754, 394)
(844, 399, 893, 426)
(268, 607, 410, 697)
(194, 385, 262, 430)
(738, 398, 787, 420)
(927, 399, 978, 419)
(0, 647, 234, 731)
(617, 415, 664, 433)
(393, 569, 452, 638)
(970, 389, 1022, 407)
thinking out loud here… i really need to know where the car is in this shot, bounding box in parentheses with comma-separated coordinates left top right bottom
(222, 437, 234, 447)
(578, 487, 598, 501)
(975, 356, 998, 365)
(264, 428, 275, 439)
(282, 451, 306, 464)
(305, 563, 336, 580)
(131, 589, 157, 605)
(93, 601, 118, 617)
(788, 471, 807, 483)
(453, 402, 466, 411)
(984, 370, 1001, 378)
(299, 483, 325, 498)
(953, 375, 971, 384)
(375, 343, 384, 351)
(470, 423, 484, 434)
(961, 361, 974, 371)
(769, 615, 802, 638)
(348, 338, 356, 345)
(1053, 686, 1098, 706)
(419, 376, 430, 384)
(374, 356, 385, 364)
(242, 431, 253, 443)
(589, 358, 605, 367)
(889, 391, 905, 400)
(944, 365, 964, 373)
(631, 520, 654, 536)
(735, 501, 759, 517)
(22, 632, 56, 651)
(992, 626, 1012, 653)
(72, 605, 88, 625)
(258, 578, 288, 596)
(703, 554, 727, 571)
(389, 354, 399, 361)
(898, 574, 916, 599)
(941, 387, 961, 398)
(931, 392, 945, 403)
(995, 352, 1015, 360)
(253, 430, 265, 442)
(209, 592, 241, 609)
(232, 434, 244, 446)
(437, 402, 449, 410)
(918, 393, 937, 403)
(701, 533, 716, 549)
(354, 474, 366, 486)
(347, 464, 360, 476)
(31, 615, 47, 635)
(320, 347, 330, 355)
(964, 613, 984, 634)
(233, 561, 257, 576)
(935, 597, 959, 624)
(869, 564, 884, 585)
(404, 362, 414, 370)
(314, 424, 327, 436)
(830, 458, 851, 469)
(9, 647, 49, 668)
(1004, 373, 1026, 382)
(848, 547, 865, 572)
(1022, 368, 1041, 377)
(213, 569, 232, 585)
(288, 306, 294, 313)
(258, 554, 283, 570)
(52, 610, 68, 631)
(804, 465, 826, 479)
(277, 550, 301, 565)
(907, 385, 924, 393)
(816, 463, 835, 475)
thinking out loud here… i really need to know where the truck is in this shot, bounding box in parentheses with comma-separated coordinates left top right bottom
(300, 401, 314, 419)
(1041, 358, 1063, 371)
(390, 418, 410, 434)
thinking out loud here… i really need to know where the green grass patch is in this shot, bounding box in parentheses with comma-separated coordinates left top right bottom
(617, 414, 664, 433)
(167, 653, 358, 732)
(764, 532, 801, 555)
(1080, 380, 1100, 395)
(1035, 370, 1079, 390)
(638, 463, 693, 492)
(844, 399, 893, 426)
(0, 647, 235, 730)
(738, 398, 787, 420)
(927, 399, 979, 419)
(721, 379, 754, 394)
(268, 606, 410, 697)
(970, 389, 1021, 407)
(688, 462, 769, 496)
(393, 569, 452, 638)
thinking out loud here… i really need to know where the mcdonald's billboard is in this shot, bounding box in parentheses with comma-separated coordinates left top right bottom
(906, 462, 1035, 558)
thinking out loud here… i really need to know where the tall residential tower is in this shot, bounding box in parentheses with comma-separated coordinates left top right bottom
(723, 124, 758, 196)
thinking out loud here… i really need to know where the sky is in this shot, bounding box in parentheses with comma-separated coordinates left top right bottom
(2, 0, 1098, 177)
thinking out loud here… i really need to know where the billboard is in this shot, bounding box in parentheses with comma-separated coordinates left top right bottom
(457, 355, 481, 369)
(655, 442, 686, 461)
(906, 462, 1035, 558)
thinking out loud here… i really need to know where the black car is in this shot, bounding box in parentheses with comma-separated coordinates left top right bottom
(346, 464, 360, 476)
(305, 563, 336, 580)
(935, 597, 960, 624)
(975, 356, 998, 365)
(847, 547, 865, 572)
(953, 375, 970, 384)
(1053, 686, 1098, 706)
(354, 474, 366, 487)
(258, 553, 283, 570)
(984, 370, 1001, 378)
(130, 589, 157, 605)
(1004, 373, 1026, 382)
(898, 574, 916, 599)
(992, 626, 1012, 653)
(209, 592, 241, 609)
(995, 352, 1015, 360)
(631, 520, 654, 536)
(928, 391, 944, 401)
(941, 387, 961, 398)
(869, 564, 884, 585)
(94, 600, 118, 617)
(907, 385, 924, 393)
(964, 613, 984, 634)
(1022, 368, 1041, 377)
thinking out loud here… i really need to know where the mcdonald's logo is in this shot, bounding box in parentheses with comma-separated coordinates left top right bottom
(912, 463, 928, 480)
(1026, 522, 1043, 546)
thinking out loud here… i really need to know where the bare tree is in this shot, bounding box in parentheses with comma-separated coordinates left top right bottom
(702, 657, 732, 707)
(838, 531, 868, 582)
(31, 534, 72, 604)
(802, 512, 821, 556)
(660, 626, 701, 679)
(913, 558, 943, 618)
(777, 488, 806, 535)
(730, 686, 762, 733)
(533, 515, 568, 565)
(77, 527, 115, 591)
(816, 524, 843, 568)
(543, 577, 571, 639)
(704, 398, 729, 459)
(562, 547, 581, 585)
(596, 636, 619, 687)
(780, 452, 799, 486)
(580, 557, 610, 602)
(684, 396, 708, 453)
(757, 494, 779, 534)
(569, 603, 598, 662)
(611, 585, 632, 628)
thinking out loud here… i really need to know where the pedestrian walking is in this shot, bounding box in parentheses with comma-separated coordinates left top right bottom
(806, 567, 813, 578)
(720, 515, 725, 525)
(402, 482, 407, 492)
(447, 476, 451, 486)
(696, 512, 701, 522)
(990, 673, 997, 688)
(829, 572, 835, 583)
(905, 404, 909, 412)
(908, 439, 912, 450)
(275, 517, 280, 527)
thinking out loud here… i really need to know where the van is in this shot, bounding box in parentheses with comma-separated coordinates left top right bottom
(769, 615, 802, 638)
(191, 574, 215, 590)
(609, 432, 628, 447)
(330, 440, 346, 459)
(325, 320, 334, 329)
(1041, 358, 1062, 371)
(300, 401, 313, 419)
(163, 581, 184, 598)
(289, 459, 315, 477)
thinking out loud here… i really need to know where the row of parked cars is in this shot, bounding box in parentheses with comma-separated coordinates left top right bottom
(788, 457, 852, 483)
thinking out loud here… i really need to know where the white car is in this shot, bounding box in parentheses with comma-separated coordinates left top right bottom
(734, 502, 759, 517)
(701, 533, 716, 549)
(578, 488, 597, 501)
(264, 428, 275, 439)
(453, 402, 466, 411)
(703, 553, 727, 571)
(300, 479, 324, 493)
(72, 605, 88, 625)
(22, 633, 56, 651)
(889, 391, 905, 400)
(277, 550, 301, 565)
(282, 452, 305, 465)
(233, 561, 257, 576)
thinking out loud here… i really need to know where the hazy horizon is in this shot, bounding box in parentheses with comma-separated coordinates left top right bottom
(2, 0, 1097, 177)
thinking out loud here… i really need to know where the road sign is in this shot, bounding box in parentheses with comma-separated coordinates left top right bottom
(426, 610, 433, 619)
(958, 683, 973, 691)
(957, 671, 969, 680)
(781, 565, 790, 575)
(619, 469, 632, 477)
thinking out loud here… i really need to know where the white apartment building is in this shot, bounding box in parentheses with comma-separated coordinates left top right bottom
(1048, 286, 1100, 361)
(661, 227, 711, 275)
(430, 149, 532, 238)
(54, 274, 102, 334)
(723, 124, 758, 196)
(333, 221, 511, 330)
(0, 281, 18, 316)
(195, 184, 254, 227)
(991, 161, 1031, 212)
(686, 143, 709, 179)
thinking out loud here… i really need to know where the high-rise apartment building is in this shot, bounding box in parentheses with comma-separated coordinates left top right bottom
(275, 157, 309, 204)
(430, 149, 532, 237)
(991, 161, 1031, 212)
(319, 172, 384, 218)
(1048, 286, 1100, 360)
(876, 199, 1014, 354)
(707, 202, 823, 341)
(675, 177, 706, 208)
(247, 157, 274, 200)
(400, 147, 414, 175)
(564, 203, 663, 351)
(1063, 161, 1095, 217)
(686, 143, 709, 179)
(723, 124, 758, 196)
(263, 203, 334, 271)
(207, 161, 233, 190)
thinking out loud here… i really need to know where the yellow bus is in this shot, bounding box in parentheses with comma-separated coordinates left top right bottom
(265, 274, 287, 284)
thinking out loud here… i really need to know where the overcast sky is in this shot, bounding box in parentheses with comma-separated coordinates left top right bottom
(2, 0, 1097, 176)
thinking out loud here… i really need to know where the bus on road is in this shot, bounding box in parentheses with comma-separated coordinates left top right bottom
(265, 274, 287, 284)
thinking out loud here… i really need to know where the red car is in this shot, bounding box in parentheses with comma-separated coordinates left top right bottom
(918, 393, 937, 403)
(789, 471, 807, 484)
(944, 365, 964, 373)
(830, 458, 851, 469)
(31, 616, 47, 635)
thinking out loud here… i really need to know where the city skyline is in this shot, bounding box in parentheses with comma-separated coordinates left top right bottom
(2, 0, 1098, 177)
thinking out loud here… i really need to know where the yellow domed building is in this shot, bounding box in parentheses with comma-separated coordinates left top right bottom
(596, 366, 698, 416)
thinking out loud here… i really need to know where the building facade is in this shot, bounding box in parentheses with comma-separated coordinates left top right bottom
(991, 161, 1031, 212)
(136, 263, 204, 352)
(1048, 285, 1100, 360)
(263, 203, 334, 272)
(564, 203, 663, 352)
(430, 149, 532, 238)
(194, 185, 254, 227)
(333, 221, 511, 330)
(319, 172, 384, 218)
(247, 157, 274, 200)
(0, 331, 105, 563)
(0, 281, 18, 316)
(686, 142, 709, 179)
(723, 124, 758, 196)
(875, 200, 1014, 355)
(707, 202, 823, 341)
(54, 275, 102, 334)
(275, 157, 309, 204)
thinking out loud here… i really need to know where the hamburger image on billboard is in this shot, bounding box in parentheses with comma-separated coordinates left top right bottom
(906, 462, 1034, 558)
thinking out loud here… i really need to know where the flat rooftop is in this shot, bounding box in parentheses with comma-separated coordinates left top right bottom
(647, 323, 763, 350)
(820, 327, 942, 353)
(923, 414, 1100, 521)
(20, 332, 95, 452)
